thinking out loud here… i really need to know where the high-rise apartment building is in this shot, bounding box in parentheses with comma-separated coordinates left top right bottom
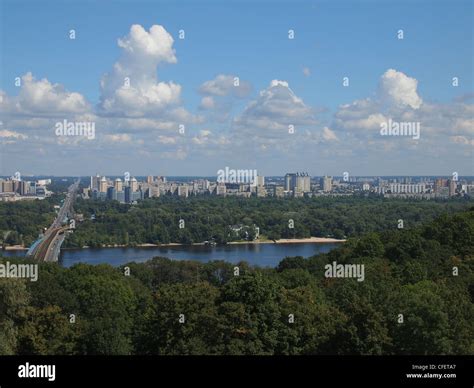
(321, 176, 332, 192)
(90, 174, 100, 191)
(130, 177, 138, 192)
(114, 178, 123, 192)
(285, 172, 310, 193)
(99, 176, 108, 193)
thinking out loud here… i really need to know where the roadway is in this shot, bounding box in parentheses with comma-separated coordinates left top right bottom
(29, 179, 80, 262)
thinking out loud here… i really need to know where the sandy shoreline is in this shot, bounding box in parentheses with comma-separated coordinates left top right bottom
(228, 237, 346, 245)
(80, 237, 345, 249)
(2, 237, 345, 251)
(3, 245, 29, 251)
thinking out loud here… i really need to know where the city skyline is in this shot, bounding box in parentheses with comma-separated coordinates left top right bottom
(1, 172, 471, 203)
(1, 0, 473, 176)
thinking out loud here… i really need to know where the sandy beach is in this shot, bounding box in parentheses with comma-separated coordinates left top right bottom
(227, 237, 346, 245)
(3, 245, 29, 251)
(3, 237, 345, 251)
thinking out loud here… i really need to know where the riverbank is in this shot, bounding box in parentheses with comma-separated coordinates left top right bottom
(2, 237, 345, 252)
(228, 237, 346, 244)
(2, 245, 28, 251)
(69, 237, 346, 249)
(1, 239, 342, 268)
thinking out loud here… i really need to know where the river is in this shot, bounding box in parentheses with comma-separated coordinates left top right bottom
(2, 242, 340, 268)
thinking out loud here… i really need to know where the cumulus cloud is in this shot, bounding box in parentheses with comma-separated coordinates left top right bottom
(199, 96, 215, 110)
(234, 79, 317, 132)
(117, 24, 176, 63)
(331, 68, 473, 160)
(1, 73, 89, 116)
(0, 130, 28, 145)
(333, 69, 424, 136)
(157, 135, 178, 144)
(98, 24, 189, 120)
(321, 126, 339, 142)
(378, 68, 423, 109)
(199, 74, 251, 98)
(105, 133, 132, 143)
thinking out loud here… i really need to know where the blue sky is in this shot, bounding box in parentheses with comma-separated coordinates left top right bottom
(0, 0, 473, 176)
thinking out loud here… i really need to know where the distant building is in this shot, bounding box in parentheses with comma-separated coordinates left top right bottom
(321, 176, 332, 192)
(216, 183, 226, 196)
(448, 179, 457, 197)
(273, 186, 285, 197)
(147, 186, 160, 198)
(434, 178, 448, 194)
(125, 186, 142, 203)
(99, 176, 108, 193)
(36, 179, 51, 186)
(114, 178, 123, 192)
(90, 175, 100, 191)
(130, 177, 138, 192)
(388, 183, 426, 194)
(2, 180, 13, 193)
(285, 173, 295, 192)
(36, 187, 46, 197)
(285, 172, 311, 193)
(177, 185, 188, 197)
(107, 186, 117, 201)
(256, 185, 267, 197)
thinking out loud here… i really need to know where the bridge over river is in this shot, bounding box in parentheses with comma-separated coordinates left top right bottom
(27, 180, 80, 262)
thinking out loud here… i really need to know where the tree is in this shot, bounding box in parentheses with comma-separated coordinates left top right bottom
(142, 282, 220, 354)
(391, 281, 452, 354)
(0, 278, 30, 355)
(64, 265, 136, 355)
(17, 305, 77, 355)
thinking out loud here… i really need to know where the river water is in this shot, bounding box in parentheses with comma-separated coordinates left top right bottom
(2, 242, 340, 268)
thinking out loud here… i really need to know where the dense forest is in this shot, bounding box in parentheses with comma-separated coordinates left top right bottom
(1, 208, 472, 355)
(0, 200, 57, 246)
(63, 196, 473, 247)
(1, 195, 471, 248)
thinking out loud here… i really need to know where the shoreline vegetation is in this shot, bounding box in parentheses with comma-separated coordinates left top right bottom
(2, 236, 345, 251)
(2, 195, 472, 250)
(0, 208, 472, 356)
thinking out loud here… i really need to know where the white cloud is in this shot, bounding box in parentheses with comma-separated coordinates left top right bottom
(105, 133, 132, 143)
(234, 79, 317, 132)
(378, 69, 423, 110)
(335, 112, 387, 132)
(450, 136, 474, 146)
(98, 24, 191, 120)
(117, 24, 177, 64)
(330, 68, 474, 166)
(321, 126, 339, 142)
(199, 74, 251, 98)
(199, 96, 215, 110)
(0, 129, 28, 140)
(1, 73, 89, 116)
(157, 135, 178, 144)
